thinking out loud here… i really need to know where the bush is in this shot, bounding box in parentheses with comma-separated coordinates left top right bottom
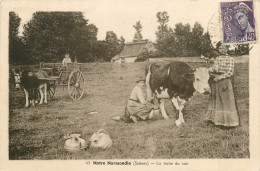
(135, 50, 159, 62)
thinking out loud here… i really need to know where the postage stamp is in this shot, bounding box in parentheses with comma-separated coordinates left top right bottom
(220, 0, 257, 44)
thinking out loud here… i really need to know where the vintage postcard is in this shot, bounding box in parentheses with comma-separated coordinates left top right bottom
(0, 0, 259, 170)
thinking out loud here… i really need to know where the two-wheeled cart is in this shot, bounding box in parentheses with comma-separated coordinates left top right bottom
(40, 63, 85, 101)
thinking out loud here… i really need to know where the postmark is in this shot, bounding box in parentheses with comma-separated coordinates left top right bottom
(220, 1, 257, 44)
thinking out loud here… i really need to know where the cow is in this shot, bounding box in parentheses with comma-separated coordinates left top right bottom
(145, 61, 211, 127)
(11, 68, 48, 107)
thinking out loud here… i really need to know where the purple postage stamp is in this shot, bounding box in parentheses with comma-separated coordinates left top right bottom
(220, 1, 256, 44)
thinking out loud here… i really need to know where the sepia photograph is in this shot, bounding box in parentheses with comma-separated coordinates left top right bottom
(1, 0, 260, 170)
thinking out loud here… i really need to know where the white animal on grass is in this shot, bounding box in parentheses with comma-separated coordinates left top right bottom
(64, 134, 87, 152)
(89, 129, 113, 149)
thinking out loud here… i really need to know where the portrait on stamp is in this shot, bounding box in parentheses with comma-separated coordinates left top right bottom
(220, 1, 256, 44)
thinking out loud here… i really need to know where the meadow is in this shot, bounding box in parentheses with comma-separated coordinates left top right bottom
(9, 61, 249, 159)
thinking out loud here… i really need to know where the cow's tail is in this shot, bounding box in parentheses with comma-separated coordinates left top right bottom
(145, 64, 153, 102)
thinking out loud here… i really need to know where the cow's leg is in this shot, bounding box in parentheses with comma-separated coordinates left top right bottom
(24, 89, 29, 107)
(171, 97, 186, 127)
(32, 88, 36, 106)
(177, 97, 186, 124)
(145, 65, 153, 102)
(35, 88, 39, 104)
(44, 83, 47, 103)
(159, 99, 169, 119)
(171, 97, 181, 126)
(39, 85, 44, 104)
(35, 96, 38, 104)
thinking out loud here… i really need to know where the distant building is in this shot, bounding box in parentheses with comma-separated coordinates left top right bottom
(111, 40, 155, 64)
(111, 55, 120, 64)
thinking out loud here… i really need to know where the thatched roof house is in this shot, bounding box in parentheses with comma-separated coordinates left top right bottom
(111, 40, 155, 64)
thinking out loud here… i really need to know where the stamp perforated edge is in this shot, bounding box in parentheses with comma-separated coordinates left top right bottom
(218, 0, 258, 45)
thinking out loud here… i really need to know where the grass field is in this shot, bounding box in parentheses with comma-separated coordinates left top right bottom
(9, 61, 249, 159)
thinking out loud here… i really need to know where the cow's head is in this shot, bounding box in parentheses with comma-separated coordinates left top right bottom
(11, 69, 33, 90)
(88, 129, 112, 149)
(193, 67, 211, 94)
(184, 67, 210, 94)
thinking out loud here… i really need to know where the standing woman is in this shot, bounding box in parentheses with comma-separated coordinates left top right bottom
(206, 45, 239, 127)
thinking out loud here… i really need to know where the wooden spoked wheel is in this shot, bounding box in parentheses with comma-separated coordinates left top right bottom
(68, 70, 85, 101)
(47, 82, 56, 100)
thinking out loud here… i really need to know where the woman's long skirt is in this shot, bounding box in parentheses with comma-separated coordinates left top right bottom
(124, 99, 155, 121)
(206, 78, 239, 127)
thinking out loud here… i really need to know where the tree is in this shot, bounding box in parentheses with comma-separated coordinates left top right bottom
(155, 11, 172, 56)
(105, 31, 116, 42)
(174, 23, 193, 56)
(93, 40, 108, 62)
(119, 36, 125, 47)
(190, 22, 204, 56)
(9, 12, 26, 64)
(136, 49, 159, 62)
(86, 24, 98, 61)
(157, 28, 176, 57)
(156, 11, 169, 28)
(200, 32, 214, 56)
(155, 12, 213, 57)
(118, 36, 125, 54)
(133, 21, 143, 42)
(90, 32, 125, 62)
(104, 31, 124, 61)
(9, 12, 20, 45)
(22, 12, 98, 63)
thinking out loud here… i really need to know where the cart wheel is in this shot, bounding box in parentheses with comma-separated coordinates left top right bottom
(48, 83, 56, 100)
(68, 70, 85, 100)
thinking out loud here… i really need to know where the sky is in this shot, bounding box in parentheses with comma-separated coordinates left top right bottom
(15, 1, 219, 42)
